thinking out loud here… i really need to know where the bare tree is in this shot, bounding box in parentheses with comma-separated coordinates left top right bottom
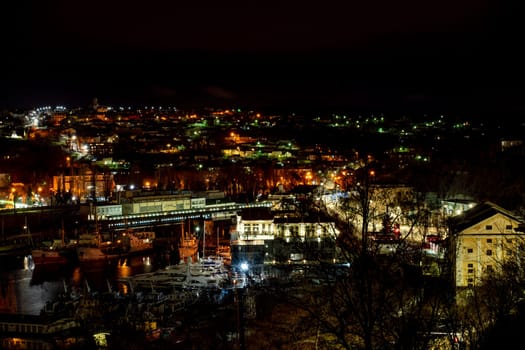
(252, 157, 453, 350)
(453, 234, 525, 349)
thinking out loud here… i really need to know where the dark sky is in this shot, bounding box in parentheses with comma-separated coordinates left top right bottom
(3, 1, 525, 118)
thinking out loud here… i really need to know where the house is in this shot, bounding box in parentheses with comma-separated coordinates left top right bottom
(230, 207, 274, 269)
(231, 206, 340, 268)
(449, 201, 525, 290)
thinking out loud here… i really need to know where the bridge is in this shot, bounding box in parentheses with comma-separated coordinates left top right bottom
(94, 201, 272, 233)
(0, 201, 272, 239)
(0, 205, 81, 237)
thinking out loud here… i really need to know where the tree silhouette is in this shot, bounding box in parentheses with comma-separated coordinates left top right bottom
(252, 156, 453, 350)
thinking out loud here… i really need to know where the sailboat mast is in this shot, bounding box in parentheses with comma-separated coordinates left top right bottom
(24, 216, 33, 246)
(93, 203, 101, 245)
(61, 218, 65, 245)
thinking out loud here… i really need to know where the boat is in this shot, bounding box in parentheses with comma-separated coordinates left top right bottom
(122, 255, 230, 293)
(77, 229, 156, 263)
(121, 230, 156, 255)
(0, 233, 33, 258)
(121, 260, 191, 291)
(0, 218, 34, 259)
(32, 240, 77, 266)
(217, 245, 232, 265)
(178, 236, 199, 263)
(184, 256, 230, 289)
(129, 266, 188, 290)
(177, 220, 199, 263)
(75, 231, 113, 262)
(0, 313, 87, 350)
(31, 227, 77, 266)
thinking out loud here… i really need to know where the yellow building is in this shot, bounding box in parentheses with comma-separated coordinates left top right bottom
(450, 201, 525, 289)
(52, 173, 115, 202)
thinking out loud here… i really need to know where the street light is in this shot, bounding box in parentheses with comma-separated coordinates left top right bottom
(196, 226, 204, 259)
(10, 187, 16, 210)
(234, 261, 250, 350)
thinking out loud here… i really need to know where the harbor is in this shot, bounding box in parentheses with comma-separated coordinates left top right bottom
(0, 192, 344, 349)
(0, 247, 236, 349)
(0, 237, 322, 350)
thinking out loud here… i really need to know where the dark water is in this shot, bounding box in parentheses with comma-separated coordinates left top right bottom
(0, 252, 169, 316)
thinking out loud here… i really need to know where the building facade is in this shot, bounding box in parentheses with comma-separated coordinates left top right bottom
(450, 201, 525, 289)
(231, 206, 340, 267)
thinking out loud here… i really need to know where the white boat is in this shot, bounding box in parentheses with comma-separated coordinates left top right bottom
(129, 266, 188, 290)
(183, 275, 224, 290)
(184, 256, 230, 290)
(123, 256, 230, 292)
(188, 256, 229, 279)
(120, 261, 189, 289)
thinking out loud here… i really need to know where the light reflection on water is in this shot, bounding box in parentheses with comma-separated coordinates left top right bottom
(0, 253, 164, 316)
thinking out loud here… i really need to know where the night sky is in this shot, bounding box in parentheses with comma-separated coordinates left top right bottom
(2, 1, 524, 118)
